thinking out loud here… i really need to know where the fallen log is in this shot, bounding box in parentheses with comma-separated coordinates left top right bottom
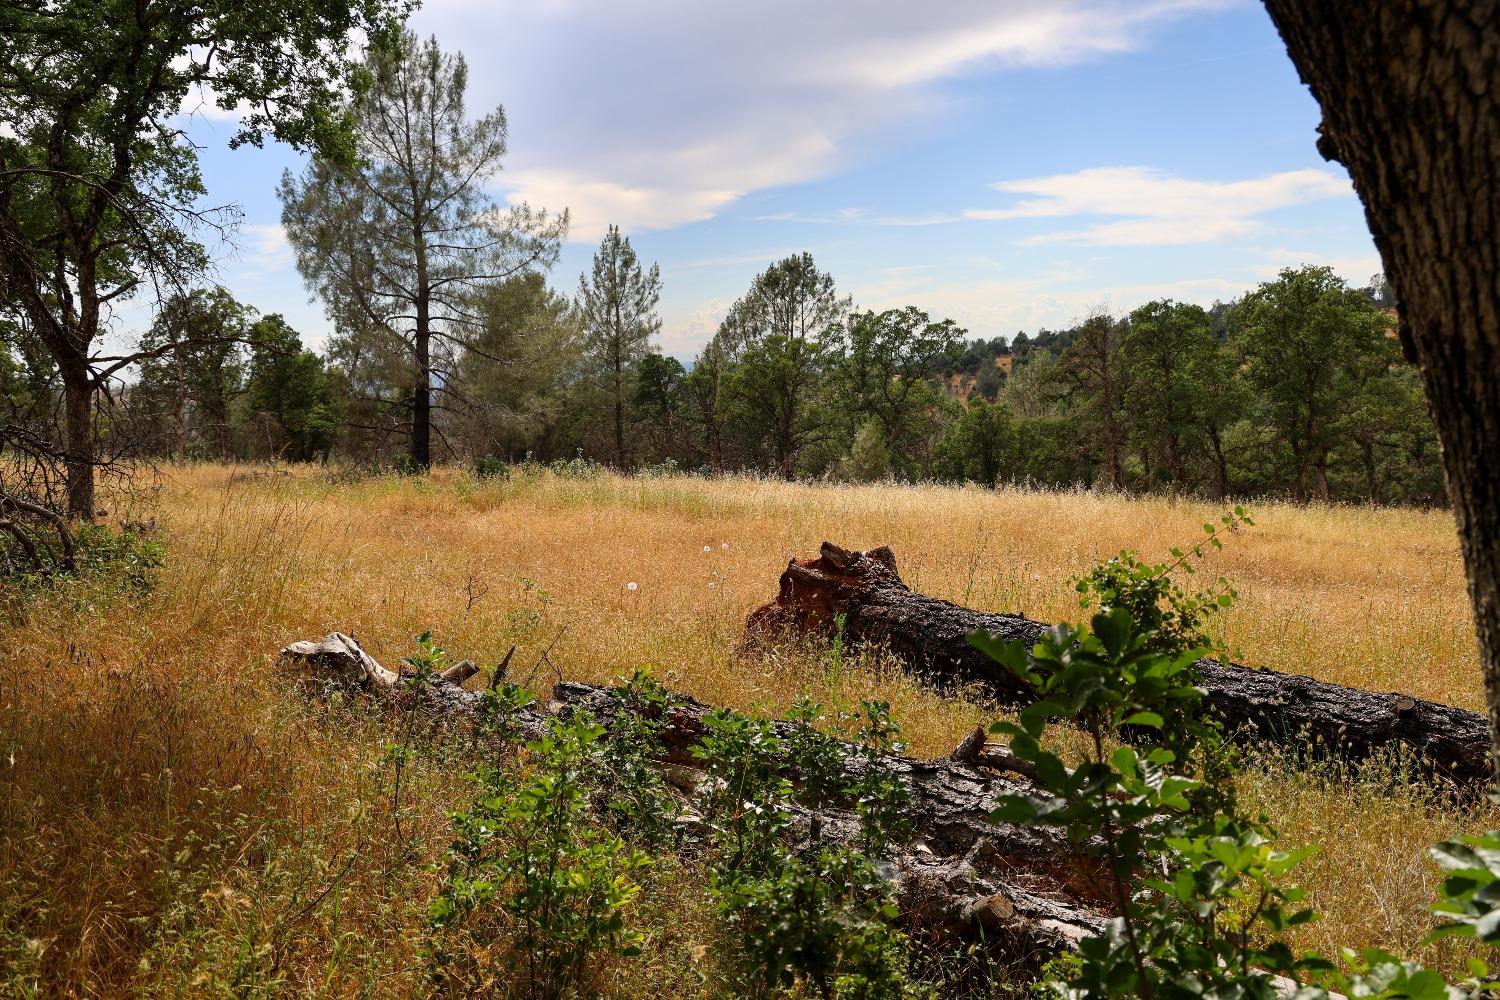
(276, 632, 1111, 970)
(745, 542, 1493, 789)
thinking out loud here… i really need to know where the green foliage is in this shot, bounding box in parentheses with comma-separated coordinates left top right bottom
(1, 0, 411, 514)
(0, 520, 162, 596)
(707, 253, 851, 479)
(594, 669, 687, 849)
(694, 710, 797, 879)
(70, 523, 165, 593)
(1430, 830, 1500, 947)
(1073, 507, 1254, 662)
(134, 288, 252, 459)
(935, 399, 1016, 487)
(712, 847, 922, 1000)
(968, 533, 1500, 1000)
(577, 226, 663, 468)
(1118, 300, 1238, 488)
(280, 30, 566, 470)
(471, 456, 509, 479)
(692, 691, 917, 998)
(844, 418, 893, 482)
(429, 714, 650, 999)
(830, 307, 964, 479)
(1229, 266, 1398, 502)
(970, 588, 1333, 998)
(243, 314, 336, 462)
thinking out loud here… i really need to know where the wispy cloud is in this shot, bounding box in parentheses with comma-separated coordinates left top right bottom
(1246, 246, 1383, 284)
(755, 208, 962, 227)
(230, 223, 294, 281)
(963, 166, 1352, 245)
(415, 0, 1232, 241)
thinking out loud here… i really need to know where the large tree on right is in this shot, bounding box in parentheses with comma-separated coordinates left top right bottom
(1262, 1, 1500, 771)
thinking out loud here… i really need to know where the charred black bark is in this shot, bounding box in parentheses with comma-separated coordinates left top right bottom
(277, 632, 1112, 969)
(746, 543, 1492, 789)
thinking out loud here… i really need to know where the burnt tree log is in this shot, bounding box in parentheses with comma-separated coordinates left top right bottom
(276, 632, 1112, 969)
(746, 542, 1492, 789)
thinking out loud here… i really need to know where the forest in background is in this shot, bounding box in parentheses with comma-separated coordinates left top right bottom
(2, 243, 1435, 506)
(0, 26, 1437, 511)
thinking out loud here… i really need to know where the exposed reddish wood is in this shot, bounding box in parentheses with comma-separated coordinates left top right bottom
(747, 542, 1492, 789)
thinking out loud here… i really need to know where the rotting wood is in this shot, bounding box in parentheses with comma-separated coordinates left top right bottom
(745, 542, 1492, 789)
(276, 632, 1111, 970)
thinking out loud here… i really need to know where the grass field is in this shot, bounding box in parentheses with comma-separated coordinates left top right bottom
(0, 464, 1490, 996)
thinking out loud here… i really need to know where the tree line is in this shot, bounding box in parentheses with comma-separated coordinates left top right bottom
(8, 242, 1436, 507)
(0, 23, 1444, 509)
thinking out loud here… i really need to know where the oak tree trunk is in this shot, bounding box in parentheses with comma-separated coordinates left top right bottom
(1262, 0, 1500, 781)
(60, 359, 95, 520)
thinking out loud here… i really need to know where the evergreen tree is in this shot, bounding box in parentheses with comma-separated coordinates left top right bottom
(577, 226, 662, 468)
(243, 316, 335, 462)
(457, 273, 582, 462)
(281, 31, 566, 471)
(134, 289, 251, 460)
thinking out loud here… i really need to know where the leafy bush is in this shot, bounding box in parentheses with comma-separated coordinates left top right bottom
(969, 514, 1500, 1000)
(428, 715, 651, 999)
(0, 518, 162, 596)
(594, 669, 686, 850)
(471, 455, 509, 479)
(692, 694, 919, 997)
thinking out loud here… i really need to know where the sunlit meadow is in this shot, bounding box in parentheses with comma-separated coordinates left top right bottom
(0, 464, 1487, 996)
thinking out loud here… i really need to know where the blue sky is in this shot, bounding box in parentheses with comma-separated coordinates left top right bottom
(182, 0, 1380, 359)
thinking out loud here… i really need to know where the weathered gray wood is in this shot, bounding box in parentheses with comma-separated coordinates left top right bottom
(277, 633, 1112, 970)
(746, 542, 1492, 789)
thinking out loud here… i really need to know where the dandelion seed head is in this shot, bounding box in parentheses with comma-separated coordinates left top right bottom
(703, 545, 712, 553)
(626, 581, 638, 592)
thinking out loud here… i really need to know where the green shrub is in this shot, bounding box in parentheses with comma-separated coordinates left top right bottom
(970, 513, 1500, 1000)
(471, 456, 509, 479)
(693, 695, 918, 998)
(0, 518, 162, 597)
(428, 715, 651, 999)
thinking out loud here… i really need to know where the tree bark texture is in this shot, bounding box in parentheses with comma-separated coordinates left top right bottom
(746, 543, 1493, 788)
(276, 632, 1114, 970)
(1260, 0, 1500, 779)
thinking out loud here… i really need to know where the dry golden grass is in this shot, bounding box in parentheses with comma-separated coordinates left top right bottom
(0, 463, 1489, 996)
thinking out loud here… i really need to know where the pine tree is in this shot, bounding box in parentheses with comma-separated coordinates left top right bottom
(577, 226, 662, 468)
(281, 31, 566, 471)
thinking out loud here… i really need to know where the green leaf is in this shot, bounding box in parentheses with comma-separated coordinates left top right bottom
(1120, 710, 1163, 729)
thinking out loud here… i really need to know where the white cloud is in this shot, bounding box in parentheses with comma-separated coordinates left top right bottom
(230, 223, 294, 280)
(660, 296, 735, 357)
(507, 170, 737, 238)
(854, 266, 1245, 335)
(1246, 246, 1384, 285)
(410, 0, 1231, 241)
(964, 166, 1353, 245)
